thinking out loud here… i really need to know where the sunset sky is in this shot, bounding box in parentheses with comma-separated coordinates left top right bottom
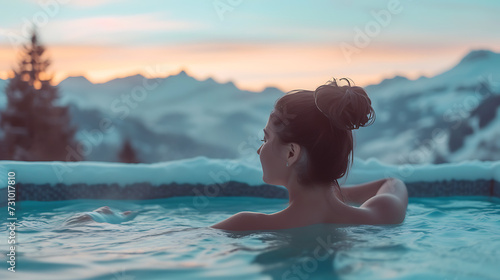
(1, 0, 499, 91)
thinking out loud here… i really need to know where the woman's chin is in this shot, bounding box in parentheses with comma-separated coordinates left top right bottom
(262, 176, 268, 184)
(262, 176, 275, 185)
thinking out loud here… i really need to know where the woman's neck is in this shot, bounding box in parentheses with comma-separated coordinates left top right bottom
(286, 180, 344, 210)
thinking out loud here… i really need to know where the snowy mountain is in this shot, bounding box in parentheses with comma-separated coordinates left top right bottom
(1, 49, 499, 164)
(356, 49, 500, 164)
(55, 70, 283, 162)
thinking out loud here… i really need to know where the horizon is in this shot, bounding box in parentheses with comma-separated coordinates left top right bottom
(1, 0, 499, 91)
(0, 47, 496, 93)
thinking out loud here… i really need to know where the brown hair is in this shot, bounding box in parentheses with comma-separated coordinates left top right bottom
(270, 78, 375, 199)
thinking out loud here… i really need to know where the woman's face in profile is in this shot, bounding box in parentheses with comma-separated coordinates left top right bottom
(257, 118, 288, 185)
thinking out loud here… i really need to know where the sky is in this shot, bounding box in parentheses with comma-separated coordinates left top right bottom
(0, 0, 499, 92)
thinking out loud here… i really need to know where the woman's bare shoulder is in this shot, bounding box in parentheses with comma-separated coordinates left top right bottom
(211, 209, 310, 231)
(210, 211, 270, 231)
(359, 194, 407, 224)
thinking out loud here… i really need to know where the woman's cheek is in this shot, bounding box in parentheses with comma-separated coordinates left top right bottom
(261, 143, 269, 162)
(260, 144, 265, 158)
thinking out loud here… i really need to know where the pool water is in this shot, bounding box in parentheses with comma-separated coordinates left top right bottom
(1, 196, 499, 280)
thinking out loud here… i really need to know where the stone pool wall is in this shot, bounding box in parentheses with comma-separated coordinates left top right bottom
(1, 179, 499, 207)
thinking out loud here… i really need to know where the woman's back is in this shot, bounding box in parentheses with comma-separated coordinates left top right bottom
(211, 178, 408, 231)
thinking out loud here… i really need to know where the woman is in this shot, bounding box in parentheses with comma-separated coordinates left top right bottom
(211, 78, 408, 231)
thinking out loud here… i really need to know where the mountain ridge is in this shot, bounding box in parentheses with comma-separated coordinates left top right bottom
(1, 49, 499, 163)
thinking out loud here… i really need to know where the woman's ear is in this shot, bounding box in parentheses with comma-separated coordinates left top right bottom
(287, 143, 301, 166)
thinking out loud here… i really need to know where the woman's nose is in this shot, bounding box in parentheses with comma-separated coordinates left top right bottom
(257, 145, 261, 155)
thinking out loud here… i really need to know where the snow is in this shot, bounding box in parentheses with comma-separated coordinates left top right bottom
(55, 70, 282, 151)
(0, 156, 265, 187)
(1, 156, 498, 190)
(365, 49, 500, 101)
(346, 157, 500, 184)
(355, 49, 500, 164)
(448, 107, 500, 162)
(433, 50, 500, 87)
(355, 130, 418, 163)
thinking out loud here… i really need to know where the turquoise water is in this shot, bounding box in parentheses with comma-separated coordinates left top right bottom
(1, 196, 500, 280)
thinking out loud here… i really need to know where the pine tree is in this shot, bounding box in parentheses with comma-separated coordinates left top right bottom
(118, 138, 140, 163)
(0, 30, 79, 161)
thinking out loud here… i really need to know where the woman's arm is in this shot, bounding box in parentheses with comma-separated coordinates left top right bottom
(375, 178, 409, 206)
(340, 178, 389, 206)
(342, 178, 409, 224)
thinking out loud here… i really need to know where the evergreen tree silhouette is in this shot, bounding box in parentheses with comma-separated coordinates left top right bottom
(118, 138, 140, 163)
(0, 30, 79, 161)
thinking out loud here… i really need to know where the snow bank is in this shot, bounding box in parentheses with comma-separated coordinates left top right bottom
(1, 156, 499, 189)
(346, 157, 500, 184)
(0, 156, 264, 188)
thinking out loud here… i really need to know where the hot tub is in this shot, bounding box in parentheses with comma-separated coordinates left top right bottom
(1, 157, 499, 279)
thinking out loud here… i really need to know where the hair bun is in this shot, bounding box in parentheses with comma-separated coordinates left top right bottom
(313, 78, 375, 131)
